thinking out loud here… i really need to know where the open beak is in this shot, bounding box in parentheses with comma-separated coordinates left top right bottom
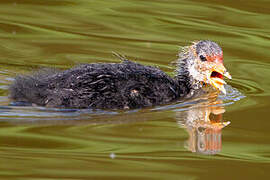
(208, 63, 231, 94)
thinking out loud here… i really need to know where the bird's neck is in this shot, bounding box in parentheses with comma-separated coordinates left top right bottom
(174, 55, 203, 96)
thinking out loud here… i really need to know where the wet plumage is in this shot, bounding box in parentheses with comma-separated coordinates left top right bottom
(9, 40, 231, 109)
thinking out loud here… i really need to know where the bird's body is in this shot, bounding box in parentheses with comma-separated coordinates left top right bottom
(10, 61, 190, 109)
(9, 40, 231, 109)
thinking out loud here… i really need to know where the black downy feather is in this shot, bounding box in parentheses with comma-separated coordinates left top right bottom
(10, 40, 223, 109)
(9, 60, 191, 109)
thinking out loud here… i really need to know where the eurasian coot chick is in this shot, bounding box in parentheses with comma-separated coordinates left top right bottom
(9, 40, 231, 109)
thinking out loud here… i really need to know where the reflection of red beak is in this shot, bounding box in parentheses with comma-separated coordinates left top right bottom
(196, 112, 230, 154)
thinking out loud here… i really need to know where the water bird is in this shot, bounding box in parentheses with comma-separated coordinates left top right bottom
(9, 40, 231, 109)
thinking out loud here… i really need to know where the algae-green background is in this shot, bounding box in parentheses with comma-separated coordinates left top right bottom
(0, 0, 269, 179)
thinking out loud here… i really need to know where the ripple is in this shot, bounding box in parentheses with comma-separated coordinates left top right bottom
(230, 78, 264, 96)
(0, 85, 244, 126)
(230, 60, 270, 96)
(152, 85, 245, 112)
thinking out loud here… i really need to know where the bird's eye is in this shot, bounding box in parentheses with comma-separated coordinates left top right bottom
(199, 55, 207, 61)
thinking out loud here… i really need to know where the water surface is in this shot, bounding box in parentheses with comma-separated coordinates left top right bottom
(0, 0, 270, 179)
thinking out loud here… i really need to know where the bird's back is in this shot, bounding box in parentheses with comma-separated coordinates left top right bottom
(10, 61, 188, 109)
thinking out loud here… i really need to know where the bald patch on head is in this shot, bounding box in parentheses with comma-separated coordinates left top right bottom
(195, 40, 223, 64)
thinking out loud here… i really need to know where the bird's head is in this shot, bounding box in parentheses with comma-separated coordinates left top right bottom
(177, 40, 231, 94)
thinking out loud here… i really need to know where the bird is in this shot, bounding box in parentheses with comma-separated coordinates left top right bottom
(9, 40, 231, 109)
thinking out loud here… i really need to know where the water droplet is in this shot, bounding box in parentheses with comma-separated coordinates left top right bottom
(110, 153, 116, 159)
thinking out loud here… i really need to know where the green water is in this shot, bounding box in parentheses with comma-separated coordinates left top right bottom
(0, 0, 270, 179)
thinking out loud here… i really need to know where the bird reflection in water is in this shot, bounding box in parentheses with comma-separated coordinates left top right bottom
(176, 101, 230, 155)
